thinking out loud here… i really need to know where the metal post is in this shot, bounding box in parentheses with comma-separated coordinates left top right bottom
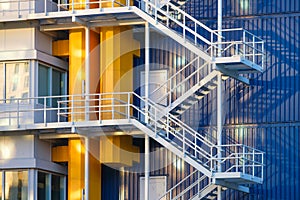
(217, 0, 222, 57)
(85, 27, 90, 121)
(252, 149, 255, 176)
(242, 145, 245, 174)
(253, 35, 255, 63)
(17, 99, 20, 127)
(217, 72, 222, 200)
(44, 0, 47, 15)
(144, 21, 150, 200)
(217, 1, 223, 199)
(145, 22, 150, 123)
(44, 97, 47, 126)
(58, 101, 60, 123)
(84, 137, 89, 200)
(145, 135, 150, 200)
(127, 93, 130, 120)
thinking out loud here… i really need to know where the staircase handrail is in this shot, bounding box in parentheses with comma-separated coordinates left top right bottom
(138, 0, 222, 53)
(146, 96, 216, 148)
(158, 170, 199, 199)
(149, 57, 209, 105)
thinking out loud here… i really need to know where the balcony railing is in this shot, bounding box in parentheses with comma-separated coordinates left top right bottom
(0, 92, 264, 182)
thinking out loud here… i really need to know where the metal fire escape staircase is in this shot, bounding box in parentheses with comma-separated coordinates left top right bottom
(0, 0, 265, 199)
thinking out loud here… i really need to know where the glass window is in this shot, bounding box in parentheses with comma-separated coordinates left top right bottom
(38, 64, 50, 105)
(51, 175, 63, 200)
(38, 64, 66, 107)
(38, 172, 50, 200)
(5, 170, 28, 200)
(5, 62, 29, 101)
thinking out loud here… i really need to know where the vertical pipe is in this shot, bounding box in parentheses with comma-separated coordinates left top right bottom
(217, 1, 223, 199)
(145, 134, 150, 200)
(144, 22, 150, 200)
(217, 0, 222, 57)
(217, 72, 222, 200)
(145, 22, 150, 119)
(85, 27, 90, 121)
(84, 137, 89, 200)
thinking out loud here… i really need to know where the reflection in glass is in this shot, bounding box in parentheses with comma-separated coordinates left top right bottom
(38, 172, 50, 200)
(51, 175, 62, 200)
(5, 62, 29, 102)
(5, 170, 28, 200)
(38, 64, 50, 105)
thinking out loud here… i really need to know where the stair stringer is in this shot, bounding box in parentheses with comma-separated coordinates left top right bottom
(131, 119, 213, 177)
(156, 70, 220, 119)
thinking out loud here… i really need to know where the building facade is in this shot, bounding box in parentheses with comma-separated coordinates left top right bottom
(0, 0, 298, 200)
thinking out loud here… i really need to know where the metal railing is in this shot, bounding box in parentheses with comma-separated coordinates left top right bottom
(149, 57, 213, 106)
(0, 92, 264, 181)
(0, 0, 265, 69)
(159, 170, 210, 200)
(211, 28, 265, 69)
(214, 144, 264, 181)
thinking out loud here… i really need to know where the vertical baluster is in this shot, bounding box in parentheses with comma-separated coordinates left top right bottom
(44, 0, 47, 15)
(183, 129, 185, 154)
(242, 145, 245, 174)
(128, 93, 131, 120)
(243, 30, 246, 59)
(44, 97, 47, 126)
(183, 14, 186, 41)
(252, 149, 255, 176)
(18, 0, 20, 17)
(71, 95, 74, 122)
(58, 101, 60, 123)
(235, 145, 238, 172)
(17, 99, 20, 127)
(253, 35, 255, 63)
(194, 24, 197, 45)
(167, 5, 169, 27)
(155, 108, 157, 137)
(112, 95, 114, 119)
(99, 94, 101, 123)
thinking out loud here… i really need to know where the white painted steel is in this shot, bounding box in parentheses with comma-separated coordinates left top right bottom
(0, 92, 264, 183)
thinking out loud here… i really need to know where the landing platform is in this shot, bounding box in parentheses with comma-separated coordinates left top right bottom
(214, 55, 263, 73)
(214, 172, 263, 184)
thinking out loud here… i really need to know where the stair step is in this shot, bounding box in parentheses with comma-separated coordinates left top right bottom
(194, 91, 206, 99)
(187, 96, 198, 103)
(181, 101, 193, 109)
(207, 82, 217, 89)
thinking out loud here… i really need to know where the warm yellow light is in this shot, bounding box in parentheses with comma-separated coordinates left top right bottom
(1, 146, 11, 159)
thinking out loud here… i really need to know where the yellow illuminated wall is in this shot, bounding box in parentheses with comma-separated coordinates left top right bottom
(66, 22, 140, 200)
(99, 26, 140, 120)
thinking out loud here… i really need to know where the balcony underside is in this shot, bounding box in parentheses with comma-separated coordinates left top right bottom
(214, 172, 263, 184)
(215, 56, 263, 74)
(0, 119, 143, 137)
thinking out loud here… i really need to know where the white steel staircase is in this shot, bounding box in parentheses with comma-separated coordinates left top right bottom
(0, 0, 265, 199)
